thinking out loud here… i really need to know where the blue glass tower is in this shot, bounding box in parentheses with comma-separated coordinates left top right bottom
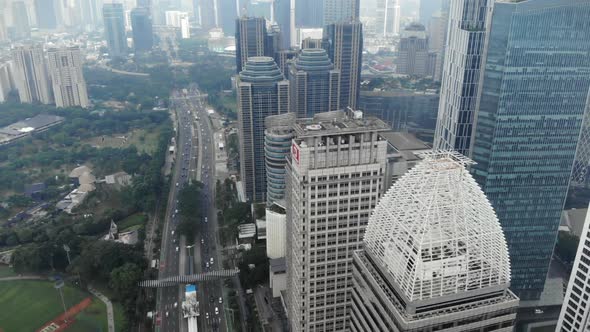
(471, 0, 590, 300)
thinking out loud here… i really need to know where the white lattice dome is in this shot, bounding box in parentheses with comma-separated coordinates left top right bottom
(363, 152, 511, 302)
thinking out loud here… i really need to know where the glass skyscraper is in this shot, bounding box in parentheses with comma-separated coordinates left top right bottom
(102, 3, 127, 57)
(471, 0, 590, 300)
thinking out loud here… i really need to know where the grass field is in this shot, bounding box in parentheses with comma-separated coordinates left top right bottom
(67, 298, 108, 332)
(0, 280, 88, 331)
(117, 213, 148, 231)
(82, 128, 160, 155)
(0, 265, 16, 278)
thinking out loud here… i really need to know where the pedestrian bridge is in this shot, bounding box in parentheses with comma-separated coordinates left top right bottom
(139, 268, 239, 288)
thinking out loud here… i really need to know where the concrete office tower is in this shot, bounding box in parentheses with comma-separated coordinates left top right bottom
(470, 0, 590, 300)
(218, 0, 240, 35)
(34, 0, 58, 29)
(274, 49, 298, 76)
(557, 203, 590, 332)
(433, 0, 492, 156)
(323, 0, 359, 25)
(266, 202, 287, 259)
(237, 57, 289, 202)
(265, 24, 281, 60)
(375, 0, 400, 37)
(301, 38, 322, 49)
(11, 1, 30, 40)
(47, 47, 89, 109)
(397, 22, 430, 76)
(352, 151, 519, 331)
(165, 11, 190, 38)
(323, 21, 363, 110)
(286, 109, 389, 332)
(289, 48, 340, 117)
(274, 0, 290, 49)
(12, 46, 52, 105)
(131, 7, 154, 52)
(265, 112, 296, 205)
(0, 61, 15, 103)
(235, 17, 268, 73)
(81, 0, 103, 29)
(103, 3, 128, 57)
(428, 10, 448, 81)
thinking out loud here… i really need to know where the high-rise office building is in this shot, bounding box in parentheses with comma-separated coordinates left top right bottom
(351, 151, 519, 331)
(235, 17, 267, 73)
(0, 12, 7, 42)
(47, 47, 89, 109)
(218, 0, 239, 35)
(397, 22, 430, 76)
(286, 109, 389, 332)
(12, 46, 52, 105)
(274, 0, 291, 49)
(237, 57, 289, 202)
(572, 93, 590, 187)
(323, 0, 359, 25)
(265, 112, 296, 205)
(165, 11, 190, 38)
(323, 21, 363, 109)
(375, 0, 400, 37)
(0, 61, 15, 103)
(274, 49, 298, 76)
(103, 3, 128, 57)
(301, 38, 322, 49)
(433, 0, 492, 156)
(428, 10, 448, 81)
(11, 1, 30, 40)
(131, 7, 153, 52)
(34, 0, 58, 29)
(295, 0, 323, 28)
(80, 0, 103, 29)
(288, 48, 340, 117)
(419, 0, 449, 26)
(557, 203, 590, 332)
(265, 24, 281, 60)
(470, 0, 590, 300)
(200, 0, 217, 30)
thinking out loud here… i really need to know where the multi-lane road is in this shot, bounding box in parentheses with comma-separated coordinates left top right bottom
(156, 87, 227, 332)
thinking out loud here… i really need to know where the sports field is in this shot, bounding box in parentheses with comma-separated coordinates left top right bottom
(0, 280, 100, 331)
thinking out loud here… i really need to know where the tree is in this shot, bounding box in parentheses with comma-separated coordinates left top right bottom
(555, 232, 579, 264)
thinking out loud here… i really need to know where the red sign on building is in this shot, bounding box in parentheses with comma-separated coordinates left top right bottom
(292, 143, 300, 164)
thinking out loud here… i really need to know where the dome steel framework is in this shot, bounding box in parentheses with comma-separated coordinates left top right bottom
(363, 151, 511, 302)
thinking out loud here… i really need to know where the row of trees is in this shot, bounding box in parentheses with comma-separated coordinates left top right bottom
(176, 181, 204, 240)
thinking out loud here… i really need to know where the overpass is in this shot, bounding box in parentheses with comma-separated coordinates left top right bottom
(139, 268, 239, 288)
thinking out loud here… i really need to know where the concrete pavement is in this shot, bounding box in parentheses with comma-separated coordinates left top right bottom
(88, 286, 115, 332)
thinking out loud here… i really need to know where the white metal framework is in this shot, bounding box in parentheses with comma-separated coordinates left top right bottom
(363, 151, 511, 302)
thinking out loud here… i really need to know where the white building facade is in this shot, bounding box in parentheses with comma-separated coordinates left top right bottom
(286, 109, 389, 332)
(558, 202, 590, 332)
(47, 47, 89, 108)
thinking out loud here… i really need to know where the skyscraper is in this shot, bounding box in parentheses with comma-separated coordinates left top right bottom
(235, 17, 267, 73)
(12, 46, 52, 105)
(470, 0, 590, 300)
(323, 21, 363, 109)
(131, 7, 154, 52)
(35, 0, 58, 29)
(288, 48, 340, 117)
(200, 0, 217, 30)
(375, 0, 400, 37)
(0, 61, 15, 103)
(428, 10, 449, 81)
(397, 22, 430, 76)
(165, 11, 190, 38)
(274, 0, 291, 49)
(11, 1, 30, 40)
(103, 3, 127, 57)
(274, 49, 298, 76)
(295, 0, 323, 28)
(351, 152, 519, 331)
(286, 109, 389, 332)
(557, 203, 590, 332)
(0, 12, 7, 42)
(265, 112, 296, 205)
(323, 0, 359, 25)
(218, 0, 238, 35)
(433, 0, 493, 156)
(237, 57, 289, 202)
(47, 47, 89, 109)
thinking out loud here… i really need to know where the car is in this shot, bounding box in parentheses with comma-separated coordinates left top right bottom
(205, 262, 209, 268)
(174, 302, 178, 308)
(215, 307, 219, 315)
(166, 311, 169, 317)
(210, 257, 214, 264)
(201, 238, 205, 244)
(219, 297, 223, 304)
(205, 312, 209, 319)
(204, 217, 208, 223)
(176, 182, 179, 187)
(171, 230, 175, 235)
(175, 246, 179, 252)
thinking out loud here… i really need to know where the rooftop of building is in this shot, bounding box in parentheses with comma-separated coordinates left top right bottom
(239, 56, 285, 83)
(560, 208, 588, 238)
(293, 109, 390, 138)
(382, 132, 430, 151)
(270, 257, 286, 273)
(363, 151, 512, 303)
(293, 48, 334, 72)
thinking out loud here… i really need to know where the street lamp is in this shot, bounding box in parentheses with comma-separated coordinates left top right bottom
(54, 276, 68, 322)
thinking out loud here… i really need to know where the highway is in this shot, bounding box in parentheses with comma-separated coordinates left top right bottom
(155, 86, 227, 332)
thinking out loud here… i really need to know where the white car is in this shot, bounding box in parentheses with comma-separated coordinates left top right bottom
(205, 312, 209, 319)
(206, 262, 209, 268)
(215, 307, 219, 315)
(219, 297, 223, 304)
(174, 302, 178, 308)
(210, 257, 214, 265)
(204, 217, 208, 223)
(175, 246, 179, 252)
(171, 230, 175, 235)
(166, 311, 169, 317)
